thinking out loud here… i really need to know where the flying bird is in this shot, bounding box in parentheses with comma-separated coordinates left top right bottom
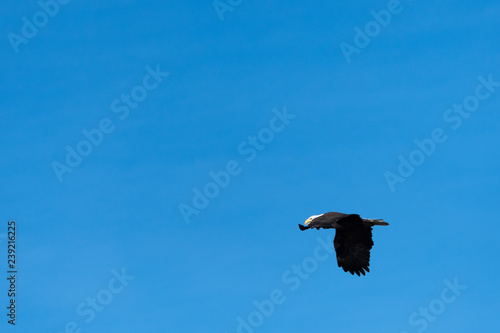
(298, 212, 388, 276)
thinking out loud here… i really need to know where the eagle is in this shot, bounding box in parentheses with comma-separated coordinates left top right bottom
(298, 212, 388, 276)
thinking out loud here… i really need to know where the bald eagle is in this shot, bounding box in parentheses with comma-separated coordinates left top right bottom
(298, 212, 388, 276)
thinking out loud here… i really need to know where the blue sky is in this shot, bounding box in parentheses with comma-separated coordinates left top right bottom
(1, 0, 499, 332)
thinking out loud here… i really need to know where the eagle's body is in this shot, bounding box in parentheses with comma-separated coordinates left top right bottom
(298, 212, 388, 276)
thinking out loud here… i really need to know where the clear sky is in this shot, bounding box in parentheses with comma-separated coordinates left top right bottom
(1, 0, 499, 332)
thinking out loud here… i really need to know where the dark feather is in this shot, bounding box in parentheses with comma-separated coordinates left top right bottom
(334, 224, 374, 276)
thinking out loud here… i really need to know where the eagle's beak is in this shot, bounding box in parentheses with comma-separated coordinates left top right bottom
(304, 218, 311, 226)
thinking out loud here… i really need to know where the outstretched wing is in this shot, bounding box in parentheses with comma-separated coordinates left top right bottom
(333, 226, 374, 276)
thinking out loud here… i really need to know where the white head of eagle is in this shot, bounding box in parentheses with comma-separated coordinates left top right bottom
(304, 214, 324, 226)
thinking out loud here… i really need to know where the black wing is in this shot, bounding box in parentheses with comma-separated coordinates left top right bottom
(333, 226, 374, 276)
